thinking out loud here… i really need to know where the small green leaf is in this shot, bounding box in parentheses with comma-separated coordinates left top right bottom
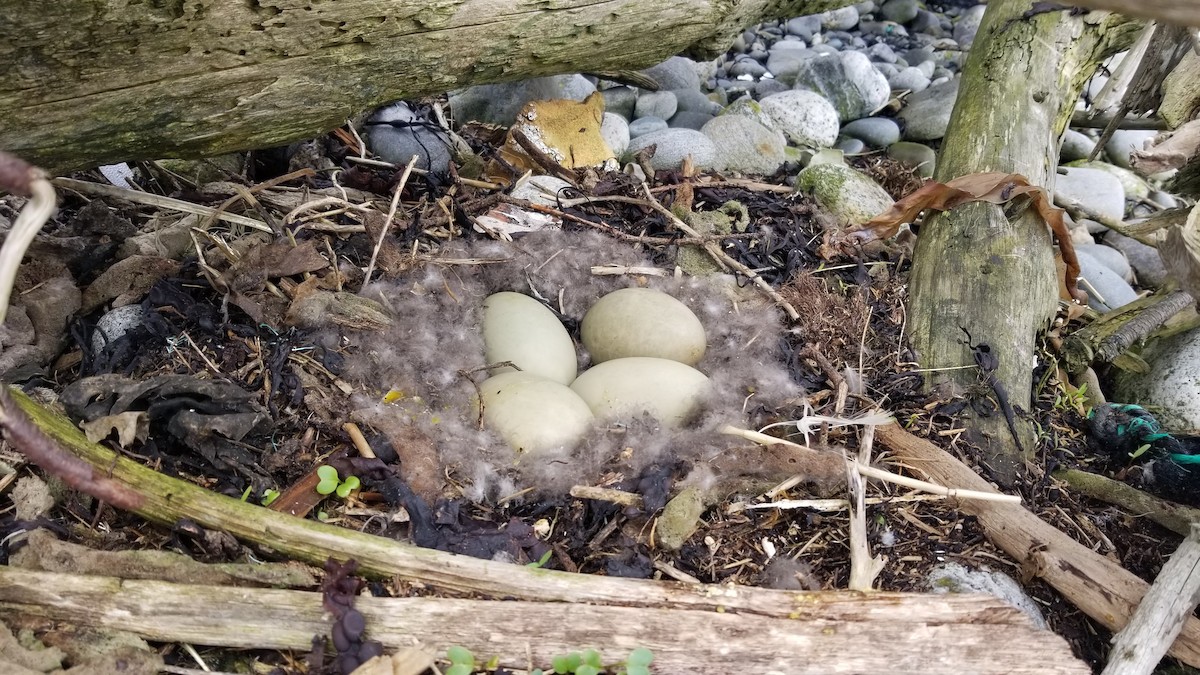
(1130, 444, 1151, 460)
(315, 465, 339, 495)
(575, 666, 600, 675)
(445, 664, 472, 675)
(581, 649, 602, 668)
(553, 653, 582, 673)
(527, 549, 554, 568)
(316, 510, 329, 521)
(446, 645, 474, 666)
(627, 648, 653, 667)
(336, 475, 360, 498)
(260, 489, 280, 506)
(239, 486, 252, 502)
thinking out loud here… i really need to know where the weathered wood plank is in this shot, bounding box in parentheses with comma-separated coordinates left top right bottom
(0, 567, 1088, 674)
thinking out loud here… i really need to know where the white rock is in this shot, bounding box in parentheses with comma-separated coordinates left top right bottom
(626, 129, 718, 170)
(1116, 326, 1200, 429)
(757, 90, 840, 147)
(795, 162, 894, 226)
(1055, 167, 1126, 223)
(509, 176, 575, 208)
(600, 112, 631, 157)
(700, 115, 787, 174)
(927, 562, 1047, 630)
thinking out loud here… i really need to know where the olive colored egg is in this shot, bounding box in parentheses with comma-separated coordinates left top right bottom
(483, 291, 578, 385)
(480, 372, 594, 454)
(581, 288, 706, 365)
(569, 357, 710, 427)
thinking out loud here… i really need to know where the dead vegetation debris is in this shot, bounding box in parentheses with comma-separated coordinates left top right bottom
(0, 132, 1188, 674)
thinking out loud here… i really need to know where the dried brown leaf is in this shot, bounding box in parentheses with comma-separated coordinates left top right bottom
(850, 172, 1086, 303)
(80, 411, 149, 447)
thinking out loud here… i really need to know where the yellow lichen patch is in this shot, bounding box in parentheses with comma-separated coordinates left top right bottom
(487, 92, 614, 184)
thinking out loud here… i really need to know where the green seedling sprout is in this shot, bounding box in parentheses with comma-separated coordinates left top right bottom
(445, 645, 474, 675)
(260, 488, 280, 506)
(623, 647, 654, 675)
(336, 475, 360, 498)
(316, 465, 339, 495)
(527, 550, 553, 568)
(315, 465, 360, 498)
(552, 652, 583, 673)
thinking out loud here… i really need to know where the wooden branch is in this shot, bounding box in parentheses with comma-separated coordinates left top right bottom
(1060, 0, 1200, 26)
(0, 388, 1035, 620)
(0, 0, 854, 172)
(875, 423, 1200, 667)
(1059, 290, 1196, 374)
(1071, 110, 1169, 131)
(0, 390, 1088, 671)
(1053, 468, 1200, 537)
(0, 567, 1088, 674)
(1101, 524, 1200, 675)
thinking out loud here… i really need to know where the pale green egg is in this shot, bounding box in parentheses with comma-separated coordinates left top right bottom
(570, 357, 711, 427)
(483, 291, 577, 385)
(480, 371, 594, 454)
(581, 288, 706, 365)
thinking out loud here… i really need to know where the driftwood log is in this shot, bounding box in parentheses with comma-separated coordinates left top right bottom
(1101, 524, 1200, 675)
(876, 423, 1200, 668)
(0, 567, 1087, 675)
(0, 391, 1088, 673)
(905, 0, 1136, 482)
(0, 0, 851, 172)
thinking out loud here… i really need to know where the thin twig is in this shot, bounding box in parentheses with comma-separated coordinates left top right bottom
(510, 129, 580, 187)
(650, 178, 794, 194)
(344, 155, 502, 190)
(848, 422, 885, 591)
(342, 422, 377, 459)
(53, 177, 271, 232)
(362, 155, 418, 290)
(718, 423, 1021, 504)
(634, 184, 801, 320)
(728, 494, 945, 513)
(569, 485, 645, 508)
(504, 195, 754, 246)
(1055, 192, 1157, 247)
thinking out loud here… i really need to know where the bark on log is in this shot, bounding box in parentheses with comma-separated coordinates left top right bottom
(1061, 0, 1200, 26)
(0, 0, 850, 173)
(876, 423, 1200, 668)
(0, 567, 1088, 675)
(906, 1, 1136, 482)
(1101, 524, 1200, 675)
(0, 389, 1088, 672)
